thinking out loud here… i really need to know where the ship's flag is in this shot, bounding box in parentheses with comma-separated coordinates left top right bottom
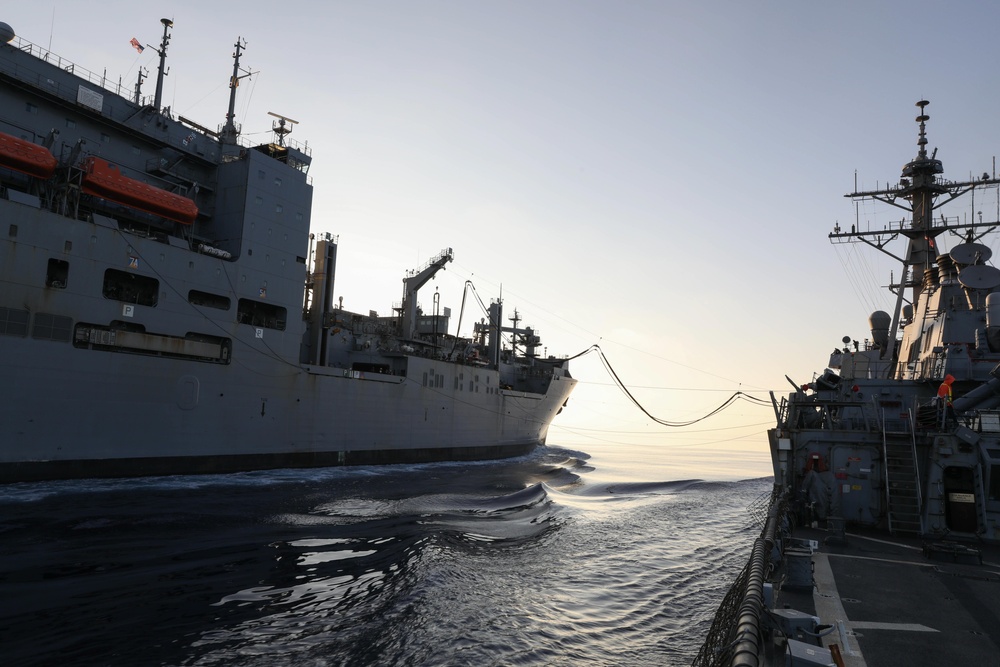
(130, 37, 144, 54)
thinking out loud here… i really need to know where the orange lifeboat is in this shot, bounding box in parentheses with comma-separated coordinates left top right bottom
(81, 156, 198, 225)
(0, 131, 57, 179)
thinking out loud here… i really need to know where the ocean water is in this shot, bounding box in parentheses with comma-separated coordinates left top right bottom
(0, 443, 771, 666)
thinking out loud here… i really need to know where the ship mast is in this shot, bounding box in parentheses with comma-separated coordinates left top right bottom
(151, 18, 172, 113)
(880, 100, 945, 365)
(831, 101, 1000, 374)
(901, 101, 944, 293)
(133, 67, 147, 105)
(220, 38, 252, 145)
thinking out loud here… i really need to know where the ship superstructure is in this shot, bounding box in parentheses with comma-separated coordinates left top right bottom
(0, 19, 575, 482)
(693, 103, 1000, 667)
(772, 101, 1000, 542)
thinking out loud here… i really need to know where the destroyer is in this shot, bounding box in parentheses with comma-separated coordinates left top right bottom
(694, 102, 1000, 666)
(0, 20, 576, 482)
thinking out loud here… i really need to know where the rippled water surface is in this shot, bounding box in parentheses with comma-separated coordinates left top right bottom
(0, 444, 771, 666)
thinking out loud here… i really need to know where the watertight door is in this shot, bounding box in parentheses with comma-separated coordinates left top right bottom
(830, 445, 879, 525)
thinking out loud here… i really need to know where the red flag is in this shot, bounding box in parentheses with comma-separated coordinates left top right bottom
(129, 37, 144, 54)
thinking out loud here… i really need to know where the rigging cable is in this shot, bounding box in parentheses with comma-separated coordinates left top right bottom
(570, 344, 772, 427)
(450, 279, 494, 355)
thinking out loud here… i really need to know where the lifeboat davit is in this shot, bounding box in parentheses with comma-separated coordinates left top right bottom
(0, 131, 57, 179)
(81, 156, 198, 225)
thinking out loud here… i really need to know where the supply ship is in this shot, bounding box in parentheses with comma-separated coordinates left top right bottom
(0, 19, 576, 482)
(694, 103, 1000, 666)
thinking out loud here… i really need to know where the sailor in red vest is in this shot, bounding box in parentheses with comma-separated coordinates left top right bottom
(937, 375, 955, 403)
(937, 374, 956, 426)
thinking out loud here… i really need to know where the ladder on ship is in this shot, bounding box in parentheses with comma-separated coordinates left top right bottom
(881, 408, 923, 535)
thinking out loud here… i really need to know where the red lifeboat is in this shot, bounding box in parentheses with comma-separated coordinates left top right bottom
(0, 131, 57, 179)
(81, 156, 198, 225)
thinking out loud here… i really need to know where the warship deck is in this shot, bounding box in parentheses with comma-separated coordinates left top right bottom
(781, 526, 1000, 666)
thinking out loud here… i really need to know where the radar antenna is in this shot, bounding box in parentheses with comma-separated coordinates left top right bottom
(267, 111, 298, 147)
(915, 99, 930, 159)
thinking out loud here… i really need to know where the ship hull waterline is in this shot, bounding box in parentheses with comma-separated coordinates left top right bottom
(2, 346, 575, 482)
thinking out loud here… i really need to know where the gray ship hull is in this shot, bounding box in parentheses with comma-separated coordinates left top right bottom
(2, 347, 574, 481)
(0, 24, 576, 483)
(0, 198, 575, 482)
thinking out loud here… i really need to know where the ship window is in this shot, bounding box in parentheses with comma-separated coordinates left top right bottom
(255, 196, 263, 205)
(258, 170, 265, 180)
(0, 307, 29, 337)
(8, 224, 16, 237)
(353, 362, 390, 374)
(46, 259, 69, 289)
(102, 269, 159, 306)
(131, 146, 141, 156)
(189, 290, 231, 310)
(26, 102, 37, 114)
(32, 313, 73, 342)
(274, 177, 282, 187)
(276, 204, 283, 213)
(101, 133, 110, 143)
(237, 298, 286, 330)
(65, 118, 76, 128)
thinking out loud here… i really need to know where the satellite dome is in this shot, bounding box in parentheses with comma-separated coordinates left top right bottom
(869, 310, 891, 350)
(868, 310, 891, 330)
(0, 22, 15, 44)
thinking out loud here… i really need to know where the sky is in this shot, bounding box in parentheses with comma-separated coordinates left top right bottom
(7, 1, 1000, 478)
